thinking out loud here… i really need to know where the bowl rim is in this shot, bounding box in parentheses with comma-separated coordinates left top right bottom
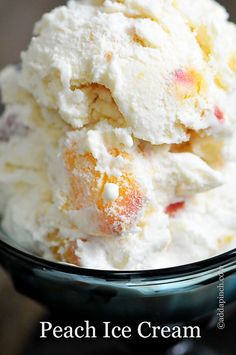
(1, 237, 236, 280)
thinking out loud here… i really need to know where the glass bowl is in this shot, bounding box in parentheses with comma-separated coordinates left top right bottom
(0, 228, 236, 324)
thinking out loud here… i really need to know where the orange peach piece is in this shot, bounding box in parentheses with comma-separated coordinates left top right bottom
(165, 201, 185, 217)
(214, 106, 224, 122)
(47, 231, 80, 266)
(171, 131, 224, 168)
(64, 150, 102, 210)
(64, 148, 145, 237)
(218, 235, 234, 249)
(191, 135, 224, 168)
(97, 173, 144, 236)
(174, 69, 204, 99)
(229, 53, 236, 73)
(196, 25, 213, 57)
(63, 240, 80, 265)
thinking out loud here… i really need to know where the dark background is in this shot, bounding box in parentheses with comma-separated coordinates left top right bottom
(0, 1, 236, 355)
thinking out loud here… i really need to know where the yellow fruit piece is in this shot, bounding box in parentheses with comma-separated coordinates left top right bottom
(47, 230, 80, 265)
(229, 53, 236, 73)
(174, 69, 205, 100)
(97, 173, 144, 236)
(64, 147, 145, 237)
(218, 235, 234, 249)
(196, 25, 213, 57)
(191, 135, 224, 168)
(171, 131, 224, 168)
(215, 73, 229, 91)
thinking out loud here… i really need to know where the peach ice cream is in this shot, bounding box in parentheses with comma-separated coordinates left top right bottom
(0, 0, 236, 269)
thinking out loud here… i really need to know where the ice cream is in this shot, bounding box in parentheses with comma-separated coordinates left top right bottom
(0, 0, 236, 270)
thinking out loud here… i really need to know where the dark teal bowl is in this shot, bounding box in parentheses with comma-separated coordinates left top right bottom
(0, 229, 236, 324)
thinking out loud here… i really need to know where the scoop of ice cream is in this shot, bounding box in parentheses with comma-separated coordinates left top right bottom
(0, 0, 236, 270)
(55, 121, 222, 239)
(20, 0, 236, 144)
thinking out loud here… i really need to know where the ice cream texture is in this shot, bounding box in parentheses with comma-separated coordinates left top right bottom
(0, 0, 236, 269)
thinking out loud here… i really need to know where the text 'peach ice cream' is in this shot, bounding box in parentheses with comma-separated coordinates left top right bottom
(0, 0, 236, 269)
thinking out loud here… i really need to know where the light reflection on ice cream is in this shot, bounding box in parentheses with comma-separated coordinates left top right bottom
(0, 0, 236, 270)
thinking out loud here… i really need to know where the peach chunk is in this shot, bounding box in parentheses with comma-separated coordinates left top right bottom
(196, 25, 213, 57)
(218, 235, 234, 249)
(171, 131, 224, 168)
(214, 106, 224, 122)
(165, 201, 185, 217)
(47, 230, 80, 266)
(174, 69, 204, 99)
(97, 174, 144, 236)
(64, 148, 145, 237)
(229, 53, 236, 73)
(191, 135, 224, 168)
